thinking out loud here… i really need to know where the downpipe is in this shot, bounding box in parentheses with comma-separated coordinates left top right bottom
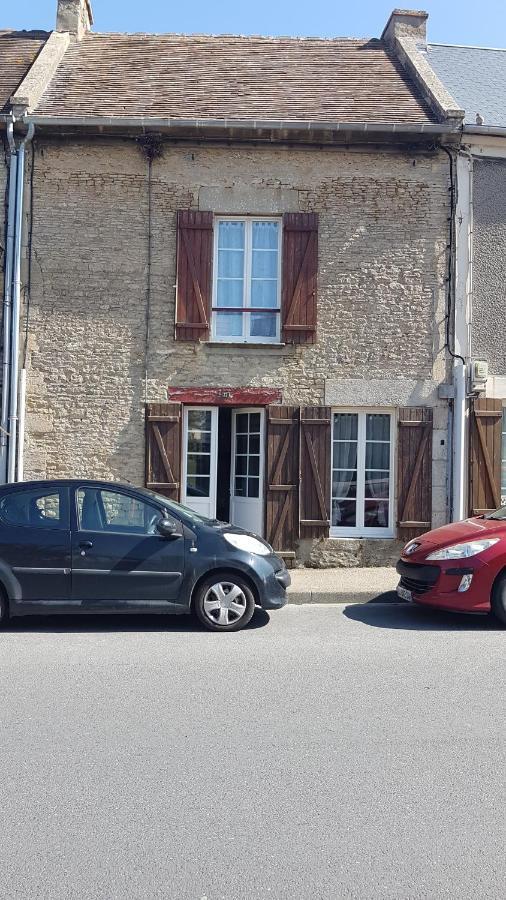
(0, 121, 18, 482)
(7, 122, 34, 484)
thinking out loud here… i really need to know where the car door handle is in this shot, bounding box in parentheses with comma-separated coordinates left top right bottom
(79, 540, 93, 549)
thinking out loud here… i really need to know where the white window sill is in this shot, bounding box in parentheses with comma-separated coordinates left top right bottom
(204, 341, 287, 350)
(329, 531, 395, 540)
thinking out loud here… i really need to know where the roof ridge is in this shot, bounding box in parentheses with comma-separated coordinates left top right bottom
(428, 41, 506, 53)
(86, 31, 379, 43)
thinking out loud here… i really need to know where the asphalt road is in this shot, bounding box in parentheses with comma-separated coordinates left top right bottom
(0, 603, 505, 900)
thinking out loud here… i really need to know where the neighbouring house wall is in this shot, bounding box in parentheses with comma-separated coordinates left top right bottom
(472, 157, 506, 376)
(23, 139, 450, 530)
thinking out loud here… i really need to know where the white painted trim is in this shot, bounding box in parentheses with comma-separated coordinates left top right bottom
(211, 216, 281, 344)
(230, 408, 265, 536)
(329, 409, 395, 539)
(181, 406, 218, 519)
(463, 140, 506, 159)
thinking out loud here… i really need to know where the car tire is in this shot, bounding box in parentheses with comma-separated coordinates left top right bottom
(0, 591, 9, 630)
(193, 573, 256, 632)
(491, 572, 506, 626)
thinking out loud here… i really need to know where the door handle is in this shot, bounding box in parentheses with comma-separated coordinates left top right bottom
(79, 540, 93, 549)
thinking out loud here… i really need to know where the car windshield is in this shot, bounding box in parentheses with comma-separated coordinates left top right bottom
(485, 507, 506, 520)
(140, 488, 217, 526)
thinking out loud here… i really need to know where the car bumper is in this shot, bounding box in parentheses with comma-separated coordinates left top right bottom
(396, 558, 492, 613)
(257, 562, 290, 610)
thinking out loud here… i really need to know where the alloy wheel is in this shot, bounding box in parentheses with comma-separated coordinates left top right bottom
(203, 581, 248, 627)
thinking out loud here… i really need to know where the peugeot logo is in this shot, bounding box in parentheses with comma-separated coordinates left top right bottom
(404, 542, 420, 556)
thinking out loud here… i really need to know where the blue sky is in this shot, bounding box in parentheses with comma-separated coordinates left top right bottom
(6, 0, 506, 47)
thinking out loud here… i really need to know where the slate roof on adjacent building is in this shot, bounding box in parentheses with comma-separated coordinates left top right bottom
(0, 30, 49, 114)
(33, 32, 437, 124)
(425, 43, 506, 128)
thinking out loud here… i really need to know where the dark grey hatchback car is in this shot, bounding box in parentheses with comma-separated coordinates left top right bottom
(0, 480, 290, 632)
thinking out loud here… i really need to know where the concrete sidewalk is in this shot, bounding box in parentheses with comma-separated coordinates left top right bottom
(287, 566, 399, 604)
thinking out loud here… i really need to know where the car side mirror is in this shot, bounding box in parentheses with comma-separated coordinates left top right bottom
(156, 518, 180, 539)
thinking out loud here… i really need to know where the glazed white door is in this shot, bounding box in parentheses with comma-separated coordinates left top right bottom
(182, 407, 218, 519)
(230, 409, 265, 536)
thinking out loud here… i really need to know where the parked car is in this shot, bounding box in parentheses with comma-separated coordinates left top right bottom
(396, 508, 506, 622)
(0, 480, 289, 632)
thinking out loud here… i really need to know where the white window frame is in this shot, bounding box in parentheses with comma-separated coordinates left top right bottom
(330, 408, 395, 539)
(211, 216, 282, 344)
(181, 406, 219, 519)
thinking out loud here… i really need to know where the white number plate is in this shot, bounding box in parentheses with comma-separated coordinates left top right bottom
(397, 585, 412, 602)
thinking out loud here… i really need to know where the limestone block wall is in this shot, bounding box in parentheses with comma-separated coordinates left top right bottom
(22, 138, 451, 529)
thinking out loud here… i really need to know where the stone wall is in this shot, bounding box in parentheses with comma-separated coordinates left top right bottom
(472, 157, 506, 377)
(22, 138, 451, 556)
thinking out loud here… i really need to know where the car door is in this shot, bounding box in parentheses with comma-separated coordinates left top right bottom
(0, 485, 71, 608)
(71, 486, 185, 609)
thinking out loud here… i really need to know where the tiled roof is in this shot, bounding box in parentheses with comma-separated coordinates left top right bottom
(425, 43, 506, 128)
(0, 30, 48, 114)
(34, 32, 437, 124)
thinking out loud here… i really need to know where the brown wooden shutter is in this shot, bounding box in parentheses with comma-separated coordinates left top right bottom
(145, 403, 181, 500)
(281, 213, 318, 345)
(265, 407, 299, 563)
(299, 406, 331, 538)
(175, 210, 213, 342)
(469, 398, 502, 516)
(397, 407, 433, 541)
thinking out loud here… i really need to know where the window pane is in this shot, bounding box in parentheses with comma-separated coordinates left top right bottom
(236, 414, 249, 434)
(187, 476, 210, 498)
(365, 442, 390, 470)
(249, 434, 260, 454)
(235, 476, 247, 496)
(251, 279, 278, 308)
(187, 432, 211, 454)
(332, 471, 357, 499)
(252, 221, 279, 250)
(235, 455, 247, 475)
(95, 490, 161, 534)
(366, 414, 390, 442)
(333, 414, 358, 441)
(218, 220, 245, 249)
(188, 410, 211, 432)
(333, 441, 357, 469)
(365, 473, 390, 499)
(0, 489, 64, 529)
(218, 249, 244, 278)
(332, 499, 356, 527)
(252, 249, 278, 279)
(187, 454, 211, 476)
(248, 455, 260, 476)
(236, 434, 248, 453)
(216, 279, 244, 308)
(250, 313, 277, 338)
(249, 413, 261, 432)
(365, 500, 389, 528)
(216, 312, 243, 337)
(248, 478, 259, 498)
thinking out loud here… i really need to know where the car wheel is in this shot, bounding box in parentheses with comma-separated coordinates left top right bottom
(193, 574, 256, 632)
(491, 572, 506, 626)
(0, 592, 9, 630)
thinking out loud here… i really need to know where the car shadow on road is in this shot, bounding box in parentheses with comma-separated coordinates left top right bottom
(3, 608, 271, 634)
(344, 601, 503, 632)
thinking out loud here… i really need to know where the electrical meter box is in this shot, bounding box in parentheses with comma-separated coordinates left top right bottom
(470, 359, 489, 392)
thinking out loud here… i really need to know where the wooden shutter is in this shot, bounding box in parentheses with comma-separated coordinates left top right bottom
(397, 407, 433, 541)
(265, 407, 299, 563)
(145, 403, 181, 500)
(469, 398, 502, 516)
(175, 210, 213, 342)
(299, 406, 331, 538)
(281, 213, 318, 345)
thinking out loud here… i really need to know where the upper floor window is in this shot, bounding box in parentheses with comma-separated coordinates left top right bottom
(212, 218, 281, 344)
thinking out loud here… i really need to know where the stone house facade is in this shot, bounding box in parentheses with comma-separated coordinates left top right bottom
(1, 2, 467, 566)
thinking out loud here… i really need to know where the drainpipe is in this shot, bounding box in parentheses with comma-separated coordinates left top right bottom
(7, 122, 34, 483)
(0, 121, 18, 482)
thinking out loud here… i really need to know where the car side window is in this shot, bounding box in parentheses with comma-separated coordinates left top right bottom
(77, 488, 175, 535)
(0, 488, 69, 530)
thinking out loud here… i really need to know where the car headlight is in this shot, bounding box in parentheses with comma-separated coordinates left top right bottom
(223, 533, 271, 556)
(426, 538, 499, 560)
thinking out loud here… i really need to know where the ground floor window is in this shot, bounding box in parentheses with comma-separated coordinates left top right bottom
(331, 410, 394, 537)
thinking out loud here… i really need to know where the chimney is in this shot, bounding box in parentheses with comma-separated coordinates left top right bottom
(381, 9, 428, 49)
(56, 0, 94, 39)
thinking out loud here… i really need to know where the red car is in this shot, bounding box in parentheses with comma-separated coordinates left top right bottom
(396, 509, 506, 622)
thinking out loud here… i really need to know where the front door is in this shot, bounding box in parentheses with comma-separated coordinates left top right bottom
(230, 409, 265, 536)
(71, 486, 185, 608)
(181, 407, 218, 519)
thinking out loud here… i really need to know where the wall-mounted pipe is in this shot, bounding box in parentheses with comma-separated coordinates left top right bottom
(0, 121, 18, 482)
(6, 122, 34, 483)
